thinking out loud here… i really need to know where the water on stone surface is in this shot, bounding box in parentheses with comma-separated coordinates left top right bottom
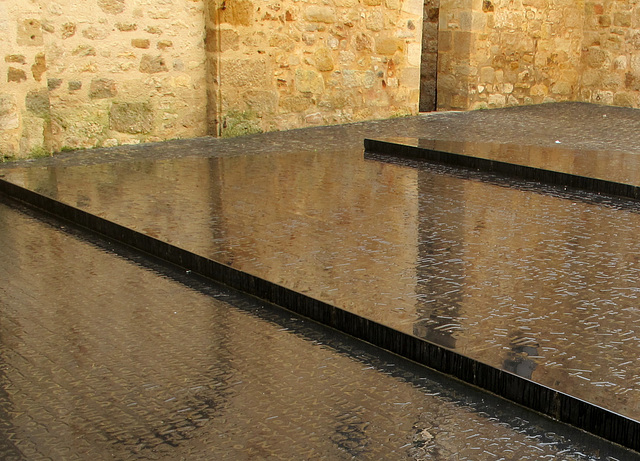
(0, 199, 637, 460)
(3, 145, 640, 424)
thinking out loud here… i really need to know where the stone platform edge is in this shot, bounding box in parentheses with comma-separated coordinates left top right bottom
(1, 176, 639, 452)
(364, 138, 640, 200)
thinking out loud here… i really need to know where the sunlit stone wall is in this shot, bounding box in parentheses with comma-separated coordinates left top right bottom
(1, 0, 424, 158)
(436, 0, 640, 110)
(206, 0, 424, 137)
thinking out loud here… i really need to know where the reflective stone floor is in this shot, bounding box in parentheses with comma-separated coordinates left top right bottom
(2, 102, 640, 457)
(0, 198, 637, 460)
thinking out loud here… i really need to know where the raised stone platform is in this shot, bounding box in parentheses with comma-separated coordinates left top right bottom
(2, 103, 640, 454)
(365, 137, 640, 199)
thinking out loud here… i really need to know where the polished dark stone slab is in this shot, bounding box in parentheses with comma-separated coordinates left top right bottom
(365, 137, 640, 199)
(2, 103, 640, 452)
(2, 197, 636, 460)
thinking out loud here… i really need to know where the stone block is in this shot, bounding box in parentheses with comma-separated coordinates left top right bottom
(305, 112, 323, 124)
(438, 30, 452, 52)
(269, 34, 294, 52)
(625, 72, 640, 91)
(17, 19, 43, 46)
(453, 31, 472, 57)
(31, 53, 46, 82)
(614, 12, 631, 27)
(7, 67, 27, 83)
(551, 81, 572, 95)
(295, 68, 324, 93)
(613, 92, 636, 107)
(98, 0, 125, 14)
(5, 55, 26, 64)
(305, 6, 335, 24)
(110, 102, 154, 134)
(630, 55, 640, 74)
(366, 11, 384, 31)
(48, 78, 62, 90)
(530, 83, 548, 96)
(25, 89, 50, 117)
(0, 94, 19, 130)
(62, 23, 76, 39)
(592, 89, 613, 105)
(68, 81, 82, 91)
(73, 45, 97, 57)
(132, 39, 151, 49)
(89, 78, 118, 99)
(140, 55, 168, 73)
(354, 33, 374, 52)
(220, 0, 253, 26)
(376, 37, 403, 55)
(117, 23, 138, 32)
(314, 48, 334, 72)
(279, 94, 311, 112)
(488, 93, 506, 107)
(400, 67, 419, 88)
(243, 90, 277, 113)
(585, 47, 607, 69)
(82, 27, 110, 40)
(221, 58, 270, 88)
(480, 66, 494, 83)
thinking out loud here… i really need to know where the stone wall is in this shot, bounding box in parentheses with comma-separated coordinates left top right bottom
(209, 0, 424, 137)
(2, 0, 424, 158)
(437, 0, 640, 111)
(2, 0, 209, 159)
(580, 0, 640, 108)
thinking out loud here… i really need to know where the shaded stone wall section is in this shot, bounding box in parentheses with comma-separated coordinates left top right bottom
(420, 0, 439, 112)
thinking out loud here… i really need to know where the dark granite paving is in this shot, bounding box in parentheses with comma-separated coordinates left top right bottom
(2, 102, 640, 453)
(2, 197, 636, 460)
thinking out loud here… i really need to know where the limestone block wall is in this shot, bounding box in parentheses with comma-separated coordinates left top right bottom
(579, 0, 640, 108)
(436, 0, 585, 110)
(436, 0, 640, 111)
(1, 1, 51, 158)
(2, 0, 209, 158)
(208, 0, 424, 136)
(3, 0, 423, 157)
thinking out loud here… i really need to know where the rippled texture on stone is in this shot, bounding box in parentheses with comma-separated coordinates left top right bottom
(2, 102, 640, 453)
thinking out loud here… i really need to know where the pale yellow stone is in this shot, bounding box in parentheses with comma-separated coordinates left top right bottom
(488, 93, 506, 107)
(530, 83, 548, 96)
(407, 42, 421, 66)
(295, 68, 325, 93)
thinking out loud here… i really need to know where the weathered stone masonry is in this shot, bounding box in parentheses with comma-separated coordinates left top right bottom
(2, 0, 423, 158)
(5, 0, 640, 158)
(439, 0, 640, 111)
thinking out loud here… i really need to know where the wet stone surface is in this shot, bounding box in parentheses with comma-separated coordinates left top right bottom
(4, 104, 640, 424)
(0, 198, 638, 460)
(3, 102, 640, 450)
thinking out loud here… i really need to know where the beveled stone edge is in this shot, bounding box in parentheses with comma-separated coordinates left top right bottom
(364, 138, 640, 200)
(1, 176, 639, 452)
